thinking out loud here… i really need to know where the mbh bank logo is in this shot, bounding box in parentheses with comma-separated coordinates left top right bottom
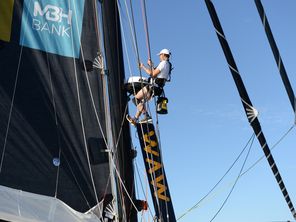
(20, 0, 85, 58)
(32, 2, 72, 37)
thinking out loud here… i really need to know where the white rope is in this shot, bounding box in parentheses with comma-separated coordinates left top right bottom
(70, 0, 99, 204)
(0, 47, 23, 173)
(117, 0, 144, 107)
(0, 0, 35, 172)
(117, 2, 134, 79)
(46, 52, 62, 198)
(75, 4, 109, 149)
(118, 1, 169, 218)
(118, 0, 166, 217)
(122, 0, 140, 58)
(111, 156, 139, 212)
(135, 160, 155, 218)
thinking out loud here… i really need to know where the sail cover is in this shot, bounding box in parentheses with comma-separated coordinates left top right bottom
(0, 0, 113, 220)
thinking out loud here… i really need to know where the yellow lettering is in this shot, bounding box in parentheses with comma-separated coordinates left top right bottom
(151, 175, 170, 202)
(144, 146, 159, 157)
(146, 158, 162, 174)
(143, 130, 169, 201)
(143, 131, 159, 156)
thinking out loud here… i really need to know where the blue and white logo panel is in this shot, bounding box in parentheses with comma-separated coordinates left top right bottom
(20, 0, 85, 58)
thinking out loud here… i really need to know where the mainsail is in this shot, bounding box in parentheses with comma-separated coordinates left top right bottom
(0, 0, 136, 221)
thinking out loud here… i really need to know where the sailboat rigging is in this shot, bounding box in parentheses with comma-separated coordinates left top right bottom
(205, 0, 296, 220)
(1, 0, 294, 221)
(0, 0, 178, 221)
(0, 0, 143, 221)
(254, 0, 296, 112)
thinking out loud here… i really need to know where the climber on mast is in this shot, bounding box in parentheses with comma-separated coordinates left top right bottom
(126, 48, 172, 125)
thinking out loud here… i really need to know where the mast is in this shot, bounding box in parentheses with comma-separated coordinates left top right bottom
(254, 0, 296, 111)
(205, 0, 296, 220)
(100, 0, 137, 221)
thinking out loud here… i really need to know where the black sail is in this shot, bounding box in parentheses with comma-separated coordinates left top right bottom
(0, 0, 114, 218)
(205, 0, 296, 219)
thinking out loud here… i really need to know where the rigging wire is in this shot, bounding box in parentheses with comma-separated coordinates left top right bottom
(177, 133, 255, 220)
(240, 123, 295, 178)
(130, 0, 173, 218)
(111, 159, 139, 212)
(135, 161, 155, 218)
(45, 52, 62, 198)
(0, 47, 23, 173)
(82, 2, 144, 216)
(128, 0, 143, 70)
(209, 133, 255, 222)
(69, 0, 100, 205)
(118, 0, 152, 115)
(94, 1, 148, 216)
(205, 0, 296, 219)
(117, 0, 163, 217)
(177, 124, 295, 220)
(0, 0, 34, 173)
(118, 0, 174, 219)
(140, 0, 152, 60)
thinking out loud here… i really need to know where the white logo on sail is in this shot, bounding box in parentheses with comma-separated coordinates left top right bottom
(32, 1, 72, 37)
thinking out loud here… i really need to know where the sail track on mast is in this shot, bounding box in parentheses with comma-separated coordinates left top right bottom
(205, 0, 296, 220)
(254, 0, 296, 112)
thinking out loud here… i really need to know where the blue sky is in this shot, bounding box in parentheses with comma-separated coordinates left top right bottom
(118, 1, 296, 221)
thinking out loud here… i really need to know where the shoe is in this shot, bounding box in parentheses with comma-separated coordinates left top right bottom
(126, 114, 137, 126)
(139, 115, 152, 124)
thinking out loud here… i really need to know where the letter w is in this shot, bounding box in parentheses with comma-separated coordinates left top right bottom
(143, 131, 159, 156)
(151, 175, 170, 202)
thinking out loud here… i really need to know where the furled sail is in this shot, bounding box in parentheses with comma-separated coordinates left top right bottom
(0, 0, 129, 221)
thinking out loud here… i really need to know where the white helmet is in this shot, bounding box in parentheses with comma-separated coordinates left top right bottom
(157, 48, 171, 56)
